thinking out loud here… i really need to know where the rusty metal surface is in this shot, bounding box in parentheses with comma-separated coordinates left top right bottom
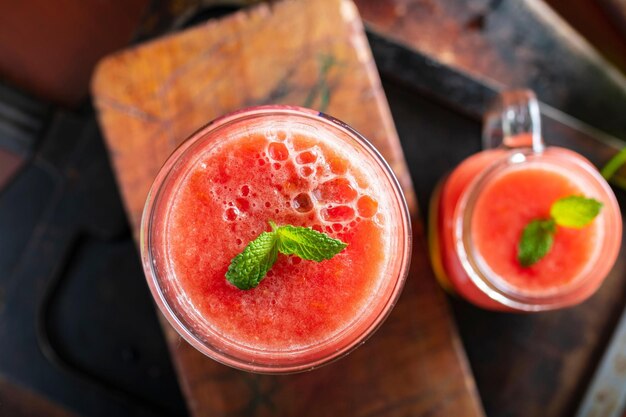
(356, 0, 626, 141)
(368, 29, 624, 161)
(544, 0, 626, 72)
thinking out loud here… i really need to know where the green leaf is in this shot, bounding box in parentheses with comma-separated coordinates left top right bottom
(226, 231, 279, 290)
(518, 219, 556, 267)
(276, 225, 347, 262)
(225, 222, 347, 290)
(550, 196, 603, 229)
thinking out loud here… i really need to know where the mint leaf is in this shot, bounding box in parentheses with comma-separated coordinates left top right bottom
(518, 219, 556, 267)
(276, 225, 347, 262)
(225, 222, 347, 290)
(516, 194, 603, 267)
(226, 231, 278, 290)
(550, 196, 603, 229)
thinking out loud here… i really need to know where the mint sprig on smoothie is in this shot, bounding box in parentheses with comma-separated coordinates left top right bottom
(518, 196, 603, 267)
(226, 221, 347, 290)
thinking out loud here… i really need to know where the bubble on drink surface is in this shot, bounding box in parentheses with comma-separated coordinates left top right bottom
(236, 238, 242, 245)
(296, 151, 317, 165)
(357, 195, 378, 218)
(300, 166, 314, 177)
(320, 206, 355, 222)
(316, 165, 327, 178)
(224, 207, 239, 221)
(313, 178, 358, 204)
(268, 142, 289, 161)
(292, 193, 314, 213)
(241, 185, 250, 196)
(273, 163, 281, 170)
(276, 130, 288, 141)
(292, 135, 316, 151)
(235, 198, 250, 212)
(328, 156, 348, 175)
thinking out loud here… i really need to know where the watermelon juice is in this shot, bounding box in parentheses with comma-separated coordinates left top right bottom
(431, 147, 621, 311)
(141, 106, 411, 373)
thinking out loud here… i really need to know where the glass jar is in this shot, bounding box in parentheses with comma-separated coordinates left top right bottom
(141, 106, 412, 373)
(430, 91, 621, 311)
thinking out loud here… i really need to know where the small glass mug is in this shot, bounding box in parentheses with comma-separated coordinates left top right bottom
(140, 106, 412, 373)
(430, 90, 621, 311)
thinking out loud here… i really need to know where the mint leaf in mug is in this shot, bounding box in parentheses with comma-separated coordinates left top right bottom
(517, 195, 603, 267)
(550, 196, 603, 229)
(518, 219, 556, 267)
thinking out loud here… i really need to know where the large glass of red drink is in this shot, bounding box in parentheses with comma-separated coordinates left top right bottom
(141, 106, 411, 373)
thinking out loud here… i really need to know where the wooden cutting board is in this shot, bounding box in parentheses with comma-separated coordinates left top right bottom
(92, 0, 484, 415)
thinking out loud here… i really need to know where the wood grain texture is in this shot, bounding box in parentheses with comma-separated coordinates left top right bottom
(92, 0, 483, 416)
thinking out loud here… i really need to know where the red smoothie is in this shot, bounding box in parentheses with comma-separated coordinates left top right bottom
(167, 131, 387, 349)
(431, 147, 621, 311)
(142, 107, 411, 372)
(471, 166, 599, 295)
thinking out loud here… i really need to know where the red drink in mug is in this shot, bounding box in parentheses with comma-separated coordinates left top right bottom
(430, 91, 621, 311)
(141, 106, 411, 373)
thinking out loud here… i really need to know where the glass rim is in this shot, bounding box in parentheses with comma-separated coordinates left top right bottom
(454, 147, 622, 311)
(140, 105, 412, 373)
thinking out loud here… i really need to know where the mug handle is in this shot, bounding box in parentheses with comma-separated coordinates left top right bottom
(482, 89, 544, 153)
